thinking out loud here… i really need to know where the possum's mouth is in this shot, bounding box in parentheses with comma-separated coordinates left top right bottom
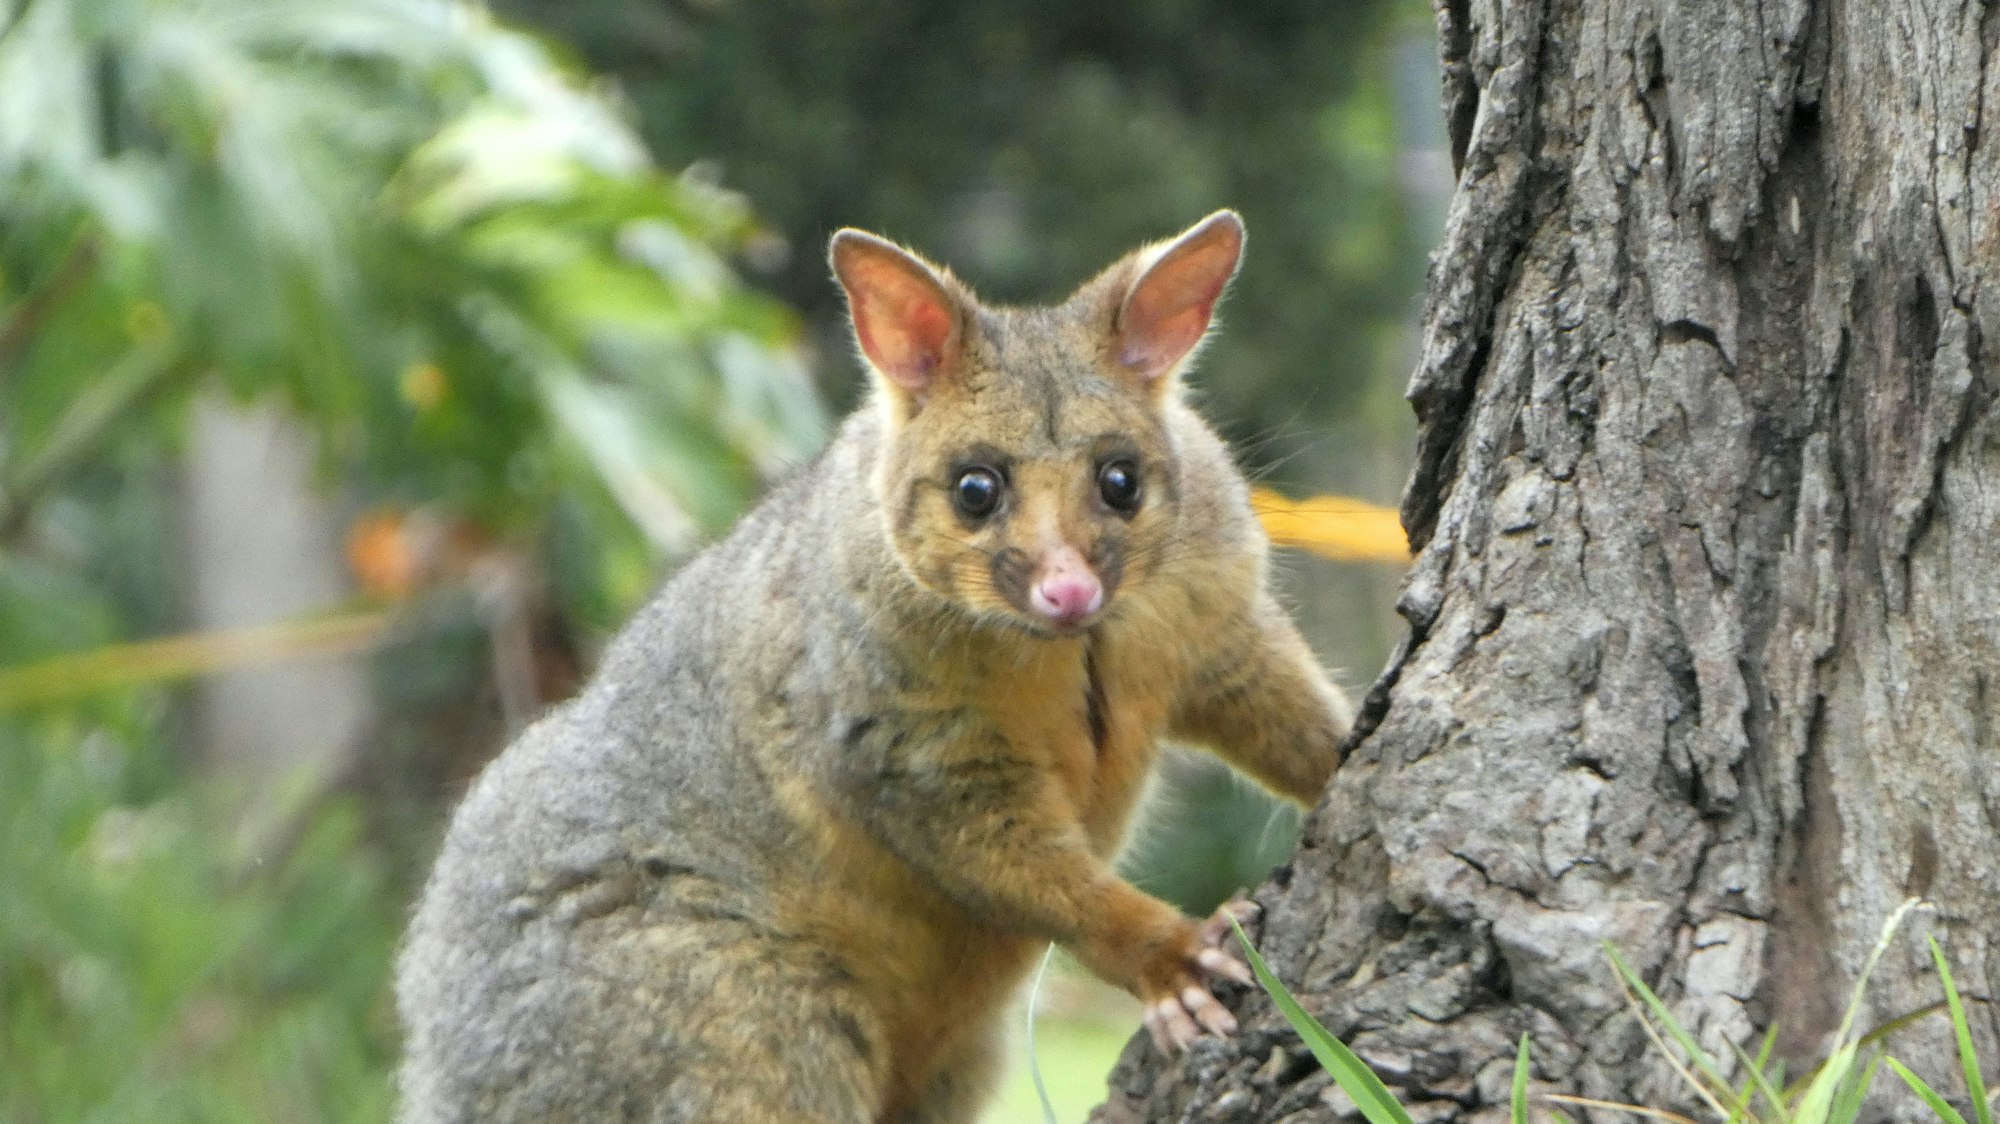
(1007, 595, 1118, 641)
(999, 586, 1116, 639)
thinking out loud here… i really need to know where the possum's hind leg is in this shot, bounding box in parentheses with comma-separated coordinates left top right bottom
(650, 955, 886, 1124)
(618, 915, 890, 1124)
(402, 884, 888, 1124)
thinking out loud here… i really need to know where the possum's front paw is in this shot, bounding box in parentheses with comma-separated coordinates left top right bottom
(1138, 899, 1258, 1053)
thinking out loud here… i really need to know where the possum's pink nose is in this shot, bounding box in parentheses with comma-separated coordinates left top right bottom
(1030, 548, 1104, 627)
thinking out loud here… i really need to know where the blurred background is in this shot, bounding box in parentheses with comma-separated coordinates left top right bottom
(0, 0, 1446, 1119)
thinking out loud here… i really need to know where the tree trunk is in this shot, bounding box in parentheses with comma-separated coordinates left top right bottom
(183, 397, 369, 796)
(1096, 0, 2000, 1119)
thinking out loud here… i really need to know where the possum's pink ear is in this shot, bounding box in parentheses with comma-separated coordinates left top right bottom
(830, 229, 963, 397)
(1114, 210, 1244, 383)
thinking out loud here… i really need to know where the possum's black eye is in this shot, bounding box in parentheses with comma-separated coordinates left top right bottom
(954, 467, 1003, 519)
(1097, 460, 1142, 514)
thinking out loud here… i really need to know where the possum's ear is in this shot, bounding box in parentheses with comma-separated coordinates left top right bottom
(1113, 210, 1245, 384)
(830, 229, 966, 401)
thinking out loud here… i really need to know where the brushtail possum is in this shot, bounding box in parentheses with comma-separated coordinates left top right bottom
(396, 210, 1354, 1123)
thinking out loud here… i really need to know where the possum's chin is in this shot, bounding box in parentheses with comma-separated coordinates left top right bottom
(986, 605, 1108, 641)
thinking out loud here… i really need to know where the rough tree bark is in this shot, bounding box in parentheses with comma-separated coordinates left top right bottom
(1096, 0, 1999, 1119)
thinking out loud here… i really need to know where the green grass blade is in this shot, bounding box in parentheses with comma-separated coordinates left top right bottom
(1720, 1024, 1784, 1120)
(1930, 937, 1992, 1124)
(1833, 899, 1927, 1045)
(1728, 1024, 1785, 1122)
(1723, 1039, 1759, 1124)
(1724, 1080, 1748, 1124)
(1769, 1060, 1790, 1114)
(1828, 1054, 1882, 1124)
(1230, 917, 1415, 1124)
(1603, 943, 1744, 1117)
(1888, 1056, 1972, 1124)
(1794, 1041, 1858, 1124)
(1513, 1033, 1532, 1124)
(1024, 943, 1059, 1124)
(1782, 899, 1929, 1106)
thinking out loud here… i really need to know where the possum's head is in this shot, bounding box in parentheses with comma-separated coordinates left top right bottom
(830, 211, 1244, 637)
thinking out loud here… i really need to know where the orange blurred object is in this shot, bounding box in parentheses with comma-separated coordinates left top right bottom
(1250, 487, 1410, 563)
(345, 509, 495, 600)
(346, 512, 423, 599)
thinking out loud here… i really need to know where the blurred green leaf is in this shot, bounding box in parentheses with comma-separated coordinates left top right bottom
(0, 554, 121, 665)
(1230, 915, 1415, 1124)
(1512, 1033, 1532, 1124)
(0, 724, 401, 1121)
(1930, 936, 1993, 1124)
(1889, 1057, 1972, 1124)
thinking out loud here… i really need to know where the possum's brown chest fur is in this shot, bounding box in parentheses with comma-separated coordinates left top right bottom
(775, 617, 1185, 1113)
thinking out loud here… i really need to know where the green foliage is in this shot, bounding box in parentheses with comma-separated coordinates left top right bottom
(1235, 902, 1994, 1124)
(1594, 898, 1924, 1124)
(0, 715, 402, 1123)
(0, 1, 832, 1118)
(0, 0, 828, 630)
